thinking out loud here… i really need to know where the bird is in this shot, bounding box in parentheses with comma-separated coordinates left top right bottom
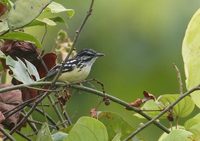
(46, 48, 104, 83)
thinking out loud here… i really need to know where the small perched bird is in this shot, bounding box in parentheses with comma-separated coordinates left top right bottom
(46, 48, 104, 83)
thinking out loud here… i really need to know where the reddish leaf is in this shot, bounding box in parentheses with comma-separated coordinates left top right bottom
(0, 3, 7, 17)
(143, 91, 156, 101)
(128, 98, 143, 108)
(0, 84, 22, 129)
(35, 53, 57, 78)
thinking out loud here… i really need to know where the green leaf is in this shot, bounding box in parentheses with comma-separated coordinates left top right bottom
(0, 20, 9, 35)
(159, 129, 193, 141)
(24, 59, 40, 81)
(112, 132, 121, 141)
(65, 116, 108, 141)
(185, 113, 200, 129)
(185, 113, 200, 140)
(27, 17, 65, 27)
(46, 2, 74, 18)
(6, 56, 39, 84)
(37, 123, 53, 141)
(7, 0, 53, 30)
(0, 32, 42, 48)
(182, 8, 200, 108)
(98, 112, 134, 140)
(158, 94, 195, 118)
(0, 51, 6, 59)
(52, 132, 68, 141)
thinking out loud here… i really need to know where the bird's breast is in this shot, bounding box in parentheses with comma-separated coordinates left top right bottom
(58, 66, 91, 83)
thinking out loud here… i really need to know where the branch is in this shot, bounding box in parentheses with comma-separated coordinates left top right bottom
(124, 85, 200, 140)
(71, 85, 170, 133)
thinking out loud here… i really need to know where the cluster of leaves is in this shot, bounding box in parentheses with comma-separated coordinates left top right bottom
(1, 0, 200, 141)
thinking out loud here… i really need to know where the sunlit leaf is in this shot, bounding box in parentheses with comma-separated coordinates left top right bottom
(112, 132, 121, 141)
(185, 113, 200, 140)
(0, 32, 42, 48)
(7, 0, 53, 30)
(65, 116, 108, 141)
(0, 20, 9, 35)
(98, 112, 134, 140)
(6, 56, 39, 84)
(27, 17, 65, 27)
(52, 132, 68, 141)
(24, 59, 40, 81)
(36, 123, 53, 141)
(158, 94, 194, 118)
(182, 8, 200, 108)
(46, 2, 74, 18)
(159, 129, 193, 141)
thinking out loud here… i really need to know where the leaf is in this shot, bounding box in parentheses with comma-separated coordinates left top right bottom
(0, 32, 42, 48)
(27, 17, 65, 27)
(52, 132, 68, 141)
(65, 116, 108, 141)
(0, 20, 9, 35)
(6, 56, 39, 84)
(112, 132, 121, 141)
(24, 59, 40, 81)
(0, 50, 6, 59)
(159, 129, 193, 141)
(185, 113, 200, 129)
(184, 113, 200, 140)
(46, 2, 74, 18)
(36, 123, 53, 141)
(98, 112, 134, 140)
(158, 94, 195, 118)
(182, 8, 200, 108)
(7, 0, 53, 30)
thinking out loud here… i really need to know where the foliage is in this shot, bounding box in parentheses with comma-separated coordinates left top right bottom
(0, 0, 200, 141)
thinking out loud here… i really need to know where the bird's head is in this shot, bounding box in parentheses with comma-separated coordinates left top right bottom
(75, 48, 104, 66)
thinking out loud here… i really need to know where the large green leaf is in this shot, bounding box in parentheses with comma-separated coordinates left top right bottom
(52, 132, 68, 141)
(44, 2, 74, 18)
(158, 94, 195, 118)
(159, 129, 193, 141)
(65, 116, 108, 141)
(185, 113, 200, 140)
(0, 32, 42, 48)
(36, 123, 53, 141)
(6, 56, 39, 84)
(27, 17, 65, 27)
(182, 8, 200, 108)
(7, 0, 53, 30)
(98, 112, 134, 140)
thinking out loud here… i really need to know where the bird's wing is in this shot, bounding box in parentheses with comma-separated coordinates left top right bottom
(45, 60, 77, 79)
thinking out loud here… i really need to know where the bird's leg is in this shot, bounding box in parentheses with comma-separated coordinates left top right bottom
(79, 79, 110, 106)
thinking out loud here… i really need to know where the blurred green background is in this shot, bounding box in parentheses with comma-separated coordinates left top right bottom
(28, 0, 200, 140)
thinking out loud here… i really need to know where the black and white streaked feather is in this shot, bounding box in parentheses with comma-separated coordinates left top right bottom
(46, 48, 104, 83)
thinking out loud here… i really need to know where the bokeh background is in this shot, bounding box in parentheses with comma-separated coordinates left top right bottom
(27, 0, 200, 140)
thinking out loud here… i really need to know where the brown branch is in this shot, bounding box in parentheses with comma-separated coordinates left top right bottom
(124, 85, 200, 141)
(71, 85, 170, 134)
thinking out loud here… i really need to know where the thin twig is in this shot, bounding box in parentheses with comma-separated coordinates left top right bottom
(124, 85, 200, 141)
(0, 126, 16, 141)
(173, 64, 184, 95)
(71, 85, 170, 133)
(15, 130, 31, 141)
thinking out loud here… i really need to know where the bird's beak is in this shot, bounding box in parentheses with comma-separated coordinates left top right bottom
(96, 52, 105, 57)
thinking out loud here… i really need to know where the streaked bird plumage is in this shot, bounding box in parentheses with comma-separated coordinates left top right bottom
(46, 48, 104, 83)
